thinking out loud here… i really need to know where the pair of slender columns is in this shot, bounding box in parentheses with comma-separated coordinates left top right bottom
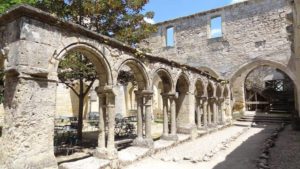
(133, 90, 154, 147)
(161, 93, 178, 140)
(94, 88, 117, 159)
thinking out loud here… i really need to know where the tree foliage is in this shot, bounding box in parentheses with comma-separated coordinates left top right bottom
(0, 0, 37, 13)
(117, 70, 136, 86)
(1, 0, 156, 46)
(58, 52, 97, 140)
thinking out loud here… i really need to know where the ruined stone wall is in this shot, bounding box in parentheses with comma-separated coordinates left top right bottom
(143, 0, 292, 79)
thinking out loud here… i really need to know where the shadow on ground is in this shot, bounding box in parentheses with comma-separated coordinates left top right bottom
(212, 124, 277, 169)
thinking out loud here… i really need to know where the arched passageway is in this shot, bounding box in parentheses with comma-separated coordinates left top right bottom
(54, 45, 116, 159)
(230, 60, 298, 119)
(244, 66, 295, 114)
(117, 59, 153, 147)
(152, 69, 177, 140)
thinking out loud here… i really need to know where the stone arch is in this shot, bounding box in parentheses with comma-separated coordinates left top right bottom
(152, 68, 174, 93)
(152, 68, 174, 122)
(51, 42, 113, 87)
(198, 66, 220, 79)
(175, 72, 190, 93)
(230, 59, 298, 114)
(117, 58, 150, 90)
(230, 60, 297, 84)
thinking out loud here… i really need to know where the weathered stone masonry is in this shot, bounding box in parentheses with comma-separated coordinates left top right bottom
(2, 0, 300, 168)
(0, 5, 230, 169)
(142, 0, 300, 114)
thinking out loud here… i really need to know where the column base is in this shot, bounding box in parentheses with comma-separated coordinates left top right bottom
(219, 121, 226, 125)
(94, 147, 118, 160)
(177, 125, 197, 134)
(207, 123, 217, 128)
(200, 125, 208, 130)
(132, 137, 154, 148)
(177, 125, 197, 139)
(160, 134, 178, 141)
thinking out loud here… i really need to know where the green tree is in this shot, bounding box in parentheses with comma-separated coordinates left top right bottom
(0, 0, 156, 141)
(0, 0, 37, 13)
(58, 52, 97, 141)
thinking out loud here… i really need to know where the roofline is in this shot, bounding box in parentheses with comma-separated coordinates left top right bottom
(155, 0, 253, 26)
(0, 4, 225, 82)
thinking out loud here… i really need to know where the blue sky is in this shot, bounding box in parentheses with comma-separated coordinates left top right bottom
(143, 0, 246, 23)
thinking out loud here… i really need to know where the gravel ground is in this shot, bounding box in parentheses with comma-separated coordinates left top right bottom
(269, 125, 300, 169)
(125, 123, 279, 169)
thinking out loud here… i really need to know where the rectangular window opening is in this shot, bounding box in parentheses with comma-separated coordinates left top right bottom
(210, 16, 222, 38)
(166, 27, 174, 47)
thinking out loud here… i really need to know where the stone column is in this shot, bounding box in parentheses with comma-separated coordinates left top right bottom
(143, 91, 153, 140)
(106, 91, 116, 153)
(219, 97, 226, 124)
(225, 97, 232, 123)
(168, 94, 178, 141)
(161, 93, 169, 139)
(135, 91, 143, 139)
(96, 91, 106, 150)
(212, 97, 217, 125)
(133, 90, 154, 147)
(202, 97, 208, 128)
(208, 98, 212, 125)
(94, 87, 117, 160)
(195, 96, 202, 129)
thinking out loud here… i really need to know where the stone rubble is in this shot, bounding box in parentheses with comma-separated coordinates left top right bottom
(256, 123, 286, 169)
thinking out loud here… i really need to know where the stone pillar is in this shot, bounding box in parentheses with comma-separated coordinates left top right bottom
(135, 91, 143, 139)
(143, 91, 153, 142)
(0, 76, 58, 169)
(96, 91, 106, 149)
(202, 97, 208, 128)
(133, 90, 154, 147)
(106, 91, 116, 152)
(94, 87, 117, 160)
(161, 93, 169, 139)
(219, 97, 226, 124)
(225, 97, 232, 123)
(196, 96, 202, 129)
(212, 97, 218, 126)
(168, 94, 178, 141)
(208, 98, 212, 125)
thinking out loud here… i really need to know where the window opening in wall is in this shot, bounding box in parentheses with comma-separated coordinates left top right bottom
(166, 27, 174, 47)
(210, 16, 222, 38)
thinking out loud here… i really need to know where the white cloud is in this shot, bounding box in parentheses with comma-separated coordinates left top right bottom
(144, 17, 155, 24)
(230, 0, 247, 4)
(211, 28, 222, 37)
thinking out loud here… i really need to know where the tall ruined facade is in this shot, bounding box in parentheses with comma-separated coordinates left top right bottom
(142, 0, 300, 114)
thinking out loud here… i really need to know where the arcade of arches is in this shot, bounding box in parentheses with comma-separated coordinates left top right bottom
(1, 1, 300, 169)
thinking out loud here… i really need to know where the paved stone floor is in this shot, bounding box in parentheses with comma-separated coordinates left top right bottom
(269, 125, 300, 169)
(125, 123, 279, 169)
